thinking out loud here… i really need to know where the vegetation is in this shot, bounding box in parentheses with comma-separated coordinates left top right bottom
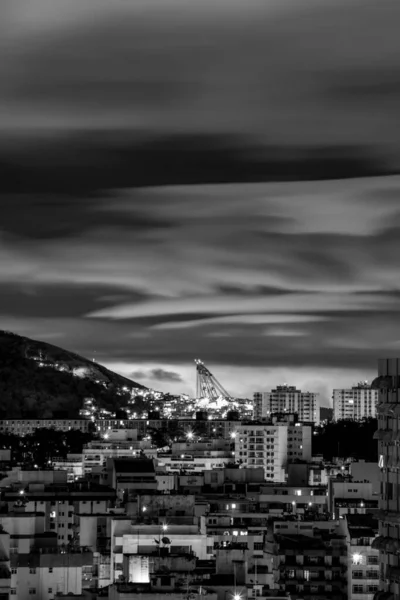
(0, 428, 97, 469)
(312, 418, 378, 462)
(0, 330, 147, 418)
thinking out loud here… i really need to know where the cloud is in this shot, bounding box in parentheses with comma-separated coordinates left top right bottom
(152, 314, 328, 331)
(0, 0, 400, 402)
(1, 0, 400, 167)
(130, 368, 183, 384)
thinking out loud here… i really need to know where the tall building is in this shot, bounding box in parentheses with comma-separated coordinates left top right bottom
(333, 382, 379, 421)
(371, 358, 400, 600)
(254, 385, 320, 425)
(235, 422, 312, 482)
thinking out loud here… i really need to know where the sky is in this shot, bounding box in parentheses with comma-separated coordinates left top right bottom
(1, 0, 400, 405)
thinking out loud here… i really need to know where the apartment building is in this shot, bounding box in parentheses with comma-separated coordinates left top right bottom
(254, 385, 320, 425)
(267, 519, 348, 600)
(235, 422, 312, 482)
(333, 382, 379, 421)
(343, 514, 379, 600)
(0, 419, 91, 436)
(2, 481, 116, 546)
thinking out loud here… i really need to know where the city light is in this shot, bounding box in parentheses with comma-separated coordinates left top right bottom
(186, 431, 194, 440)
(230, 432, 237, 439)
(233, 594, 242, 600)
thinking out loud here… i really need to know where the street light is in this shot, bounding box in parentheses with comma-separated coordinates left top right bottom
(162, 523, 168, 532)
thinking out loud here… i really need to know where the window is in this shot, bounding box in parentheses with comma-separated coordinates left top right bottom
(368, 585, 378, 593)
(11, 568, 17, 574)
(49, 568, 53, 573)
(353, 570, 363, 579)
(366, 570, 378, 579)
(11, 590, 17, 595)
(48, 588, 53, 593)
(29, 568, 36, 574)
(368, 556, 379, 565)
(352, 585, 364, 593)
(29, 589, 36, 595)
(254, 543, 263, 550)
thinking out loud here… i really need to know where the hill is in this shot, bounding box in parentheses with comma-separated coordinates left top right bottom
(0, 330, 149, 419)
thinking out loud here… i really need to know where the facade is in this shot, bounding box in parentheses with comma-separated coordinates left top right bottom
(333, 383, 379, 421)
(254, 385, 320, 425)
(2, 481, 116, 547)
(0, 419, 91, 436)
(235, 423, 312, 482)
(328, 478, 378, 520)
(343, 514, 379, 600)
(267, 520, 348, 599)
(372, 358, 400, 600)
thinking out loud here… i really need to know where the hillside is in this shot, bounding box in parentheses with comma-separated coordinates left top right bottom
(0, 330, 149, 419)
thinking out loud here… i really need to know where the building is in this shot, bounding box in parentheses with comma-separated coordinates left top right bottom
(371, 358, 400, 600)
(0, 419, 91, 436)
(267, 519, 348, 599)
(51, 454, 83, 483)
(1, 481, 116, 547)
(254, 385, 320, 425)
(333, 383, 379, 421)
(328, 477, 378, 519)
(343, 514, 379, 600)
(235, 422, 312, 482)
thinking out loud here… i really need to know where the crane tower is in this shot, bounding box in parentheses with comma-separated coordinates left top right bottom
(195, 359, 232, 401)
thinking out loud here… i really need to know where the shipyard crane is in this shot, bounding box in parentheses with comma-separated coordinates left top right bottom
(194, 359, 232, 401)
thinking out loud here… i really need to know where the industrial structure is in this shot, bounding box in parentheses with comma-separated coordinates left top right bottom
(194, 359, 232, 402)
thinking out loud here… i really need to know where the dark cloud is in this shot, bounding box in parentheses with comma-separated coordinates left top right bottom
(130, 368, 183, 383)
(0, 137, 386, 198)
(0, 0, 400, 401)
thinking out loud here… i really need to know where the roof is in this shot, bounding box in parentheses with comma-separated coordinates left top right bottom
(113, 459, 155, 474)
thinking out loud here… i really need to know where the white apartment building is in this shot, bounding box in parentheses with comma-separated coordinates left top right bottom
(332, 382, 378, 421)
(235, 423, 311, 482)
(254, 385, 320, 425)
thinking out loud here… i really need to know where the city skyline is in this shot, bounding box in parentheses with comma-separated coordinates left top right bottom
(2, 0, 400, 404)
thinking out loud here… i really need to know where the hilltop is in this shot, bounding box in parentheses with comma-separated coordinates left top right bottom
(0, 330, 149, 419)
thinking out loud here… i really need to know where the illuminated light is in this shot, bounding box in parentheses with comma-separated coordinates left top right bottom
(50, 511, 56, 518)
(19, 490, 25, 495)
(103, 434, 109, 440)
(308, 502, 312, 506)
(162, 524, 168, 532)
(292, 501, 296, 506)
(233, 594, 242, 600)
(186, 431, 194, 440)
(352, 552, 363, 565)
(230, 432, 237, 439)
(232, 530, 239, 536)
(231, 504, 236, 509)
(360, 502, 364, 508)
(142, 506, 147, 512)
